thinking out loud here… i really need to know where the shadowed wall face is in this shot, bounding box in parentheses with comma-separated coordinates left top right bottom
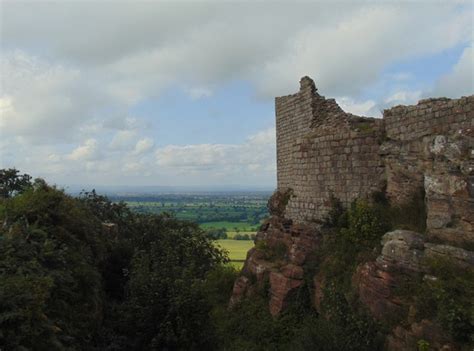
(276, 76, 384, 223)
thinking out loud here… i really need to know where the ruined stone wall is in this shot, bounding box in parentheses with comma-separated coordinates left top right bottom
(276, 77, 385, 222)
(276, 77, 316, 191)
(276, 77, 473, 244)
(383, 97, 474, 245)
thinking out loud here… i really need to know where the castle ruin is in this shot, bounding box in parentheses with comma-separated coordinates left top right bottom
(276, 76, 473, 245)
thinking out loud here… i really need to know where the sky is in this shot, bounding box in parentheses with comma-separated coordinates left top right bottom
(0, 0, 473, 189)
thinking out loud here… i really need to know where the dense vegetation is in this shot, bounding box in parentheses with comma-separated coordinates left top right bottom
(1, 170, 470, 350)
(0, 170, 229, 350)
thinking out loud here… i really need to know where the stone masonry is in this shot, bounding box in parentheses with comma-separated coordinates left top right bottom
(276, 77, 385, 223)
(276, 76, 473, 245)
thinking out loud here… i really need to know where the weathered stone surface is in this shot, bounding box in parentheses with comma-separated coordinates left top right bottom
(229, 276, 250, 308)
(352, 262, 403, 321)
(377, 230, 425, 272)
(267, 188, 294, 217)
(280, 263, 304, 279)
(268, 271, 303, 316)
(229, 216, 319, 316)
(424, 243, 474, 268)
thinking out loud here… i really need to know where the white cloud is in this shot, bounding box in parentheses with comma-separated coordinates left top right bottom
(431, 44, 473, 98)
(385, 90, 422, 104)
(109, 130, 136, 150)
(3, 2, 468, 106)
(133, 138, 155, 155)
(256, 4, 471, 97)
(155, 127, 276, 174)
(0, 51, 107, 142)
(337, 97, 378, 116)
(67, 139, 100, 161)
(156, 144, 236, 169)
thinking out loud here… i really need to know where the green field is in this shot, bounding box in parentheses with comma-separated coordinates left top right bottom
(119, 192, 270, 225)
(215, 239, 254, 269)
(200, 221, 259, 231)
(226, 231, 255, 239)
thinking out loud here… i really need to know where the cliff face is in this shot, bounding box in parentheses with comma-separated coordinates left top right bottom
(230, 77, 474, 350)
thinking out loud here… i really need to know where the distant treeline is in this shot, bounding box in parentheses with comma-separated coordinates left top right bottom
(118, 193, 270, 225)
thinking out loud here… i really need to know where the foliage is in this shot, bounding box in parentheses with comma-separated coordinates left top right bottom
(0, 170, 230, 351)
(121, 215, 227, 350)
(0, 169, 449, 350)
(0, 186, 105, 350)
(233, 233, 251, 240)
(414, 257, 474, 344)
(206, 227, 228, 239)
(0, 168, 32, 198)
(339, 199, 391, 252)
(417, 339, 430, 351)
(323, 194, 346, 228)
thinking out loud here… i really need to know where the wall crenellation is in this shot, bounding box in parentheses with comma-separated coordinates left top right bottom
(276, 76, 473, 245)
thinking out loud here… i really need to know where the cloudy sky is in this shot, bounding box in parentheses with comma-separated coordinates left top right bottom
(0, 1, 472, 189)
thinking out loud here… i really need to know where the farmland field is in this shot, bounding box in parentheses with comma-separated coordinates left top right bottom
(200, 221, 259, 232)
(111, 192, 270, 225)
(110, 191, 269, 270)
(215, 239, 254, 269)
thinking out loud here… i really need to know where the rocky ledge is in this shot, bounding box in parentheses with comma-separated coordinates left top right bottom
(230, 217, 474, 350)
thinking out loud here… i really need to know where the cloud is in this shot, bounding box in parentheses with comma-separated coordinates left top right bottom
(431, 44, 473, 98)
(155, 127, 276, 174)
(109, 130, 136, 150)
(3, 2, 470, 102)
(385, 90, 422, 104)
(67, 139, 100, 161)
(337, 97, 378, 116)
(0, 51, 136, 147)
(133, 138, 155, 155)
(156, 144, 236, 169)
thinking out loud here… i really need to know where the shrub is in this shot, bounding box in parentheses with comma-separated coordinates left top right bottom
(340, 199, 390, 251)
(415, 257, 474, 343)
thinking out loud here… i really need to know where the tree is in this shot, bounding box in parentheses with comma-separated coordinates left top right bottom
(0, 168, 32, 198)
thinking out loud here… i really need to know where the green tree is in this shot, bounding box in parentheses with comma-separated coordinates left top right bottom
(0, 168, 32, 198)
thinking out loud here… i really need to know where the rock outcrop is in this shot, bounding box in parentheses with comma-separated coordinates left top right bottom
(230, 191, 320, 315)
(230, 77, 473, 350)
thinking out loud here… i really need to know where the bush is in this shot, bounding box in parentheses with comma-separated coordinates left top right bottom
(0, 186, 105, 350)
(0, 172, 230, 351)
(415, 258, 474, 343)
(340, 199, 390, 252)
